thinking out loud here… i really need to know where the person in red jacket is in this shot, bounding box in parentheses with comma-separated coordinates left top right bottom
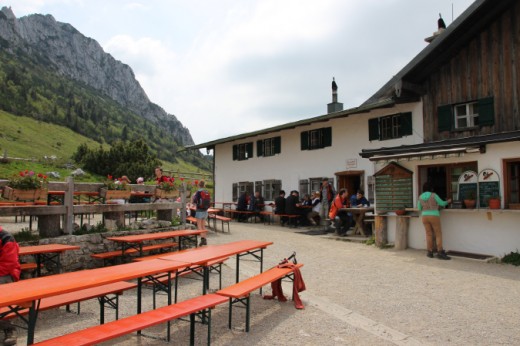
(0, 226, 21, 345)
(328, 189, 351, 236)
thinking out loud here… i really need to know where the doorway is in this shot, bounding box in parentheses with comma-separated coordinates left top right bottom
(336, 171, 363, 197)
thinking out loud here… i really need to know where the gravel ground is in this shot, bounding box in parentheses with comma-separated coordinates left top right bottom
(3, 218, 520, 346)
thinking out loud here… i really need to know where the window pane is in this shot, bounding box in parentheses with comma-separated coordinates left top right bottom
(455, 105, 467, 116)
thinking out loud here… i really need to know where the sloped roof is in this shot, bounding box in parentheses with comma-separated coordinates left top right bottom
(362, 0, 514, 106)
(184, 98, 395, 150)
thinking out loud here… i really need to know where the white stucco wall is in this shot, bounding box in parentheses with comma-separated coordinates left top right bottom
(213, 103, 423, 203)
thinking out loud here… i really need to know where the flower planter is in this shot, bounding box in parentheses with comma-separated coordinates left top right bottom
(488, 198, 501, 209)
(2, 186, 44, 201)
(155, 188, 179, 199)
(463, 199, 476, 209)
(99, 188, 131, 201)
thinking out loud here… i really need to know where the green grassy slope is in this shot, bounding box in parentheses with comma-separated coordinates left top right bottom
(0, 110, 99, 159)
(0, 110, 210, 181)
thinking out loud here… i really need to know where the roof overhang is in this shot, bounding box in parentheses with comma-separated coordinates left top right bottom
(360, 130, 520, 162)
(367, 146, 483, 163)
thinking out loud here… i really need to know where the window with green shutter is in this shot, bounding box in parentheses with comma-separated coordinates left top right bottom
(478, 97, 494, 127)
(233, 142, 253, 161)
(257, 137, 281, 157)
(438, 104, 453, 132)
(369, 118, 379, 141)
(301, 127, 332, 150)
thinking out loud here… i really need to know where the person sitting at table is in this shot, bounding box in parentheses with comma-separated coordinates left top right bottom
(306, 191, 321, 226)
(249, 191, 265, 221)
(285, 190, 307, 226)
(236, 191, 250, 222)
(329, 188, 350, 236)
(0, 226, 21, 346)
(348, 190, 370, 227)
(274, 190, 288, 226)
(351, 190, 370, 207)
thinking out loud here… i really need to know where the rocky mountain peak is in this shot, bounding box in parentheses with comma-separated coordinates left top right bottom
(0, 7, 194, 146)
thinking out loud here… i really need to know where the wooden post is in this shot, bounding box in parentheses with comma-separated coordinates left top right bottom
(38, 215, 61, 238)
(104, 211, 125, 229)
(181, 182, 186, 225)
(375, 215, 387, 248)
(64, 176, 74, 234)
(395, 216, 409, 250)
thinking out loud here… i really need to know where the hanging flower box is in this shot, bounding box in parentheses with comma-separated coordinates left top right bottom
(155, 187, 179, 199)
(2, 186, 44, 201)
(99, 188, 132, 201)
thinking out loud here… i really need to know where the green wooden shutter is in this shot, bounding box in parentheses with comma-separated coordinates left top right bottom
(437, 105, 453, 132)
(369, 118, 379, 141)
(246, 142, 253, 159)
(478, 97, 495, 126)
(400, 112, 413, 136)
(232, 145, 238, 161)
(274, 136, 281, 154)
(322, 127, 332, 148)
(301, 131, 309, 150)
(256, 140, 264, 157)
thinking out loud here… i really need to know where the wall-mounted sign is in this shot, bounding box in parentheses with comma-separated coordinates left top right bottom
(457, 170, 478, 201)
(478, 169, 500, 208)
(346, 159, 357, 168)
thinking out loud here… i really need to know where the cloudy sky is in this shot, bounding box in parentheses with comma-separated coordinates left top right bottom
(6, 0, 474, 145)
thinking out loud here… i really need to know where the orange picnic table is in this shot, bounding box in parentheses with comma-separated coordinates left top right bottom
(106, 229, 205, 254)
(0, 258, 189, 345)
(158, 240, 273, 293)
(19, 244, 80, 276)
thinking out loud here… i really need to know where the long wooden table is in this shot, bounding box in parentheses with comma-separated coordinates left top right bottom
(340, 207, 374, 236)
(19, 244, 80, 276)
(0, 258, 189, 345)
(106, 229, 205, 255)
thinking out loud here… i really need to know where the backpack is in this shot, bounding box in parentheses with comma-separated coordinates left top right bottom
(197, 189, 211, 210)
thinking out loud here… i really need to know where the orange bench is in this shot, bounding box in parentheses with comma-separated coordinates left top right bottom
(0, 281, 136, 326)
(217, 263, 304, 332)
(33, 293, 228, 346)
(208, 214, 232, 233)
(20, 262, 43, 278)
(91, 242, 178, 265)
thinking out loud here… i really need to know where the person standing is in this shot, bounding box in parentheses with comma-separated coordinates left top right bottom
(319, 178, 335, 227)
(0, 226, 20, 346)
(192, 180, 210, 246)
(417, 182, 451, 260)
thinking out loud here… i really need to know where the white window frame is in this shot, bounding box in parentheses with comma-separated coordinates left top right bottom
(454, 102, 479, 129)
(381, 115, 401, 140)
(263, 138, 275, 157)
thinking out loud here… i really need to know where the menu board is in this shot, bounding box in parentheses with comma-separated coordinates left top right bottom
(478, 169, 500, 208)
(458, 170, 478, 201)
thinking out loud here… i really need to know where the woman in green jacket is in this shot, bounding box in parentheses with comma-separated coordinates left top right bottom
(417, 182, 452, 260)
